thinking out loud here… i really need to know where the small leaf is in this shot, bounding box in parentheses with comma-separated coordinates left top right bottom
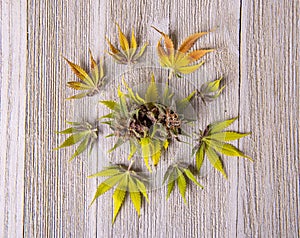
(99, 100, 119, 110)
(183, 168, 203, 189)
(55, 131, 88, 149)
(56, 127, 78, 134)
(128, 177, 141, 216)
(135, 178, 149, 203)
(205, 132, 251, 141)
(206, 139, 252, 161)
(67, 81, 91, 90)
(112, 175, 128, 223)
(166, 169, 176, 199)
(145, 74, 158, 103)
(206, 146, 227, 178)
(88, 168, 121, 178)
(178, 61, 205, 74)
(64, 57, 94, 86)
(69, 137, 89, 161)
(108, 138, 125, 153)
(209, 117, 238, 134)
(140, 137, 152, 172)
(178, 32, 208, 53)
(117, 23, 130, 52)
(151, 140, 161, 166)
(128, 140, 137, 160)
(90, 173, 125, 205)
(196, 143, 205, 171)
(176, 168, 187, 203)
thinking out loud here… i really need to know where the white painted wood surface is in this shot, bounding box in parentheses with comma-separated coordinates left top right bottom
(1, 0, 299, 237)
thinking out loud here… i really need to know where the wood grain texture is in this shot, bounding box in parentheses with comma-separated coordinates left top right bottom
(0, 0, 299, 237)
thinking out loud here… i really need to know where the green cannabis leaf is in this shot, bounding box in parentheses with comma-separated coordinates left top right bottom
(152, 26, 214, 79)
(193, 117, 252, 178)
(197, 77, 225, 104)
(106, 23, 148, 65)
(99, 74, 195, 171)
(64, 50, 105, 99)
(54, 121, 98, 161)
(88, 165, 149, 223)
(163, 162, 203, 203)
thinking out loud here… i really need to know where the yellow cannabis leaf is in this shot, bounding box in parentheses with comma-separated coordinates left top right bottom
(163, 163, 203, 203)
(54, 121, 98, 161)
(193, 117, 252, 178)
(152, 26, 214, 78)
(88, 165, 149, 223)
(64, 50, 104, 99)
(106, 23, 148, 65)
(197, 77, 225, 104)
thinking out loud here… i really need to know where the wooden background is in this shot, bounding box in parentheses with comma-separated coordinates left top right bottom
(1, 0, 299, 237)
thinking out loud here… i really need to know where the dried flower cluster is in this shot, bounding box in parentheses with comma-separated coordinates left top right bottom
(57, 24, 252, 223)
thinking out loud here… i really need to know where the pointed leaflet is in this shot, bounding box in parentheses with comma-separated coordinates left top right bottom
(69, 137, 89, 161)
(99, 100, 119, 110)
(128, 139, 137, 160)
(135, 178, 149, 203)
(89, 49, 99, 83)
(183, 168, 204, 188)
(145, 74, 158, 103)
(205, 132, 251, 141)
(106, 37, 120, 54)
(206, 146, 227, 178)
(176, 168, 187, 203)
(108, 138, 125, 153)
(90, 173, 125, 206)
(209, 117, 238, 134)
(56, 127, 78, 134)
(178, 32, 209, 53)
(188, 49, 215, 62)
(177, 61, 205, 74)
(117, 23, 130, 52)
(151, 140, 162, 166)
(130, 28, 137, 56)
(196, 143, 205, 171)
(67, 82, 91, 90)
(128, 176, 141, 216)
(88, 167, 121, 178)
(206, 139, 252, 161)
(166, 168, 177, 199)
(140, 137, 152, 171)
(112, 175, 128, 223)
(54, 131, 88, 150)
(66, 93, 88, 100)
(64, 57, 94, 86)
(151, 26, 174, 55)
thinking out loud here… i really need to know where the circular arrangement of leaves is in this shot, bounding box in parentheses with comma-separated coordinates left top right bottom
(56, 24, 252, 223)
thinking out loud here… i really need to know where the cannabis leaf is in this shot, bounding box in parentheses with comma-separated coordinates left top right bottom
(197, 77, 225, 104)
(193, 117, 252, 178)
(54, 121, 98, 161)
(64, 50, 105, 99)
(152, 26, 214, 78)
(163, 163, 203, 203)
(88, 165, 149, 223)
(106, 23, 148, 65)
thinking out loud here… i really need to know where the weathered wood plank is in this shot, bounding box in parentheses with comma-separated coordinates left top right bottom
(0, 1, 27, 237)
(239, 0, 299, 237)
